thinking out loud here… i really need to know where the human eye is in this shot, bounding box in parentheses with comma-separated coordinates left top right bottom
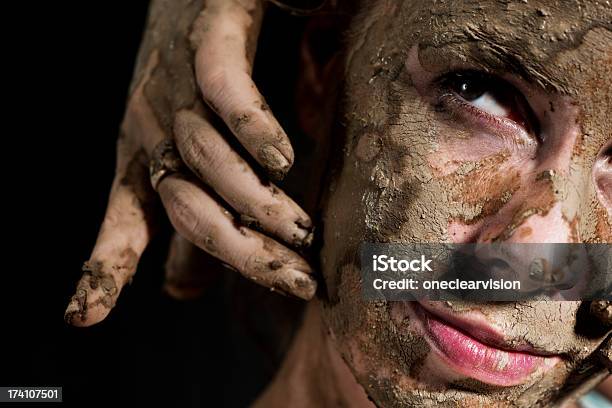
(436, 71, 541, 144)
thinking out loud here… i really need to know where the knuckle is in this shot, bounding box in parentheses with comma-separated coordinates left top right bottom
(102, 208, 121, 228)
(228, 108, 257, 135)
(199, 68, 230, 99)
(237, 250, 258, 276)
(174, 116, 230, 182)
(166, 191, 201, 240)
(173, 110, 195, 143)
(191, 137, 223, 170)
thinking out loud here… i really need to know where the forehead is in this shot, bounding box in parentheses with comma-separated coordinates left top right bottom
(354, 0, 612, 94)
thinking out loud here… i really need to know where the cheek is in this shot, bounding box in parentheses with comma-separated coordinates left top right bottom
(423, 118, 608, 243)
(440, 151, 522, 224)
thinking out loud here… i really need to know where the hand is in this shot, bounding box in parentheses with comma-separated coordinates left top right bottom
(65, 0, 316, 327)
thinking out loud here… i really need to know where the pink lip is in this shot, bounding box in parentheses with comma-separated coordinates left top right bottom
(412, 303, 560, 386)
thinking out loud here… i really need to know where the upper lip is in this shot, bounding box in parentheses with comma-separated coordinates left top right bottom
(416, 302, 558, 357)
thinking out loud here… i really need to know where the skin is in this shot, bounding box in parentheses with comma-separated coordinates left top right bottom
(66, 0, 611, 406)
(292, 0, 611, 406)
(65, 0, 318, 326)
(163, 233, 221, 300)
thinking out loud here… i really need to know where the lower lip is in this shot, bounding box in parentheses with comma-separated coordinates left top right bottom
(414, 305, 558, 386)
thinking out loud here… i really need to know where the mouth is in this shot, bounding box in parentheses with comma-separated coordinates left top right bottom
(411, 303, 561, 386)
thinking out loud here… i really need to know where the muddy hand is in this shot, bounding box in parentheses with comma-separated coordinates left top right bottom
(65, 0, 316, 327)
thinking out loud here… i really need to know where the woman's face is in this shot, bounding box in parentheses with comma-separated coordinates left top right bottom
(319, 0, 611, 406)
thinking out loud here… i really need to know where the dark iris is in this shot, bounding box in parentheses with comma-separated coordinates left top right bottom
(445, 72, 489, 101)
(438, 70, 542, 141)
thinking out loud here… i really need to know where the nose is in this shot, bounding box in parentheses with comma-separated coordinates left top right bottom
(473, 167, 582, 293)
(470, 142, 612, 295)
(477, 138, 611, 245)
(592, 140, 612, 227)
(450, 99, 611, 295)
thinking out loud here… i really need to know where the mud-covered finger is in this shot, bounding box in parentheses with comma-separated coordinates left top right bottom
(64, 146, 158, 327)
(190, 0, 294, 180)
(164, 232, 222, 300)
(65, 51, 166, 327)
(174, 109, 312, 247)
(158, 173, 317, 300)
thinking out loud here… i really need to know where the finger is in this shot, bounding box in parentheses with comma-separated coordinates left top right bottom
(158, 173, 317, 300)
(65, 52, 165, 327)
(174, 109, 313, 247)
(191, 0, 295, 180)
(591, 300, 612, 326)
(64, 143, 158, 327)
(164, 232, 222, 300)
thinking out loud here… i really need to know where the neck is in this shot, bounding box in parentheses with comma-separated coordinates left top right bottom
(254, 300, 374, 408)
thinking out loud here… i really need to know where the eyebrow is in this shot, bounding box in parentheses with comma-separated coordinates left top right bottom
(417, 23, 574, 96)
(459, 25, 561, 93)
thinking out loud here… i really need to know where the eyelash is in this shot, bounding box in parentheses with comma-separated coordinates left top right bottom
(440, 92, 532, 140)
(435, 72, 541, 146)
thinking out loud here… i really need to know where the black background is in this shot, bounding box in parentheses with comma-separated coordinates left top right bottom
(4, 2, 307, 406)
(4, 2, 612, 407)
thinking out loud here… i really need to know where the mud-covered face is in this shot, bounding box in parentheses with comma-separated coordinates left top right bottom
(320, 1, 611, 406)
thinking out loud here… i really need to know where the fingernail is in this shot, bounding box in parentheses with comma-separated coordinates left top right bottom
(301, 231, 314, 248)
(64, 300, 78, 325)
(259, 144, 290, 180)
(291, 228, 314, 248)
(280, 272, 317, 301)
(64, 289, 87, 325)
(294, 274, 317, 300)
(291, 220, 314, 248)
